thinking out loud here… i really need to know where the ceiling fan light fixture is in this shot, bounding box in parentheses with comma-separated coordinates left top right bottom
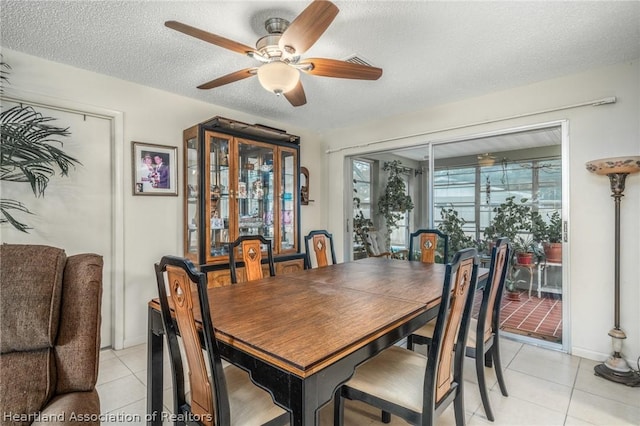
(257, 61, 300, 95)
(478, 153, 496, 167)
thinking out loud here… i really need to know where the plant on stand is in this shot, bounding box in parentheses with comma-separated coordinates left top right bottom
(543, 211, 563, 263)
(484, 196, 536, 299)
(377, 160, 414, 251)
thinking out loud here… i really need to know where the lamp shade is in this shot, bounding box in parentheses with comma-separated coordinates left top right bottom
(585, 156, 640, 175)
(257, 62, 299, 95)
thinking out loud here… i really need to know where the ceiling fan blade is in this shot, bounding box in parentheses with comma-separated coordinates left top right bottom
(197, 68, 257, 90)
(165, 20, 255, 56)
(300, 58, 383, 80)
(279, 0, 339, 55)
(284, 81, 307, 107)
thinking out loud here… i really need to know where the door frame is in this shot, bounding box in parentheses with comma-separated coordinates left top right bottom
(2, 90, 125, 349)
(343, 120, 570, 352)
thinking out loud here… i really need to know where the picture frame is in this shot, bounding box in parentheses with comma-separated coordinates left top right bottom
(132, 142, 178, 196)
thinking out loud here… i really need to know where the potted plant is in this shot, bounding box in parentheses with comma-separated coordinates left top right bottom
(377, 160, 414, 249)
(512, 235, 536, 265)
(1, 61, 80, 232)
(483, 196, 533, 243)
(543, 211, 562, 263)
(437, 205, 476, 256)
(353, 182, 373, 260)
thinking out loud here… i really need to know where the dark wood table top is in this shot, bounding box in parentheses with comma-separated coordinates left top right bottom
(150, 258, 488, 379)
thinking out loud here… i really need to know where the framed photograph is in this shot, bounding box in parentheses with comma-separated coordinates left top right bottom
(132, 142, 178, 196)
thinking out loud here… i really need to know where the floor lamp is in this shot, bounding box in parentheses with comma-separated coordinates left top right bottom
(586, 155, 640, 386)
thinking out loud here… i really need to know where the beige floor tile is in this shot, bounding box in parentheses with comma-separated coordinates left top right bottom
(497, 336, 524, 366)
(573, 360, 640, 408)
(500, 369, 572, 414)
(97, 374, 146, 414)
(472, 389, 566, 425)
(102, 398, 147, 426)
(99, 348, 117, 361)
(97, 356, 133, 385)
(508, 344, 579, 387)
(567, 389, 640, 425)
(563, 415, 599, 426)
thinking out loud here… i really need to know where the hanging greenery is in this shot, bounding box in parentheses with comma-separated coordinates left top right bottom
(0, 61, 80, 232)
(377, 160, 414, 247)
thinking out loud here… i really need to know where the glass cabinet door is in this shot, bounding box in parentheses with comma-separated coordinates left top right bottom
(236, 139, 274, 248)
(185, 136, 199, 261)
(206, 132, 231, 259)
(279, 147, 298, 252)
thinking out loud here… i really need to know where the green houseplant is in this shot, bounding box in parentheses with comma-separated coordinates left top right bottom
(484, 196, 537, 296)
(377, 160, 414, 249)
(0, 61, 80, 232)
(483, 196, 533, 242)
(542, 210, 562, 263)
(437, 205, 475, 255)
(353, 181, 373, 259)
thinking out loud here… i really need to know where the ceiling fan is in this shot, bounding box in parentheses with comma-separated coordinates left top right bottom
(165, 0, 383, 107)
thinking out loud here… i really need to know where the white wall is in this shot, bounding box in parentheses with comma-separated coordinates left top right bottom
(4, 47, 639, 362)
(323, 60, 640, 362)
(1, 48, 326, 348)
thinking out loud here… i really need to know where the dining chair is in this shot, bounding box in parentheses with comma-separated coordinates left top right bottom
(408, 229, 449, 264)
(227, 235, 276, 284)
(304, 229, 337, 268)
(333, 248, 479, 426)
(154, 255, 289, 426)
(407, 238, 511, 422)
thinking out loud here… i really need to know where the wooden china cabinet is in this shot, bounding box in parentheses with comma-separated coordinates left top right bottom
(183, 116, 304, 285)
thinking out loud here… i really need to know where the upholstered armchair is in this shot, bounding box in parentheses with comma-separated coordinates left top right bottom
(0, 244, 103, 425)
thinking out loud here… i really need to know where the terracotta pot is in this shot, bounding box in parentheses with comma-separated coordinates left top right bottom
(505, 290, 521, 301)
(516, 252, 534, 265)
(543, 242, 562, 263)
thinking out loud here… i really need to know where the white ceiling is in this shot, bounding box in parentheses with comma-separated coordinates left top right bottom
(1, 1, 639, 133)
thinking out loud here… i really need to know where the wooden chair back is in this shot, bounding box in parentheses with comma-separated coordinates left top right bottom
(408, 229, 449, 264)
(425, 247, 478, 409)
(304, 230, 337, 268)
(228, 235, 275, 284)
(479, 238, 511, 343)
(154, 256, 230, 426)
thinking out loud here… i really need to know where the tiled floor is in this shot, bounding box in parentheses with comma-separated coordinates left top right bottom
(97, 338, 640, 425)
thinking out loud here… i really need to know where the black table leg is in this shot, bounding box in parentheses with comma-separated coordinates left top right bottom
(147, 306, 164, 425)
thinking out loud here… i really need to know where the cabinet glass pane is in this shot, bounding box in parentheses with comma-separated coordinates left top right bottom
(209, 135, 231, 257)
(280, 150, 296, 251)
(186, 137, 199, 255)
(237, 141, 274, 246)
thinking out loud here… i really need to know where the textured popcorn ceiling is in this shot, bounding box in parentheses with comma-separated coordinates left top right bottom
(1, 1, 638, 133)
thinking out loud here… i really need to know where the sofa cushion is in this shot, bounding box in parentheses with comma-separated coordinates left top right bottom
(55, 253, 103, 393)
(0, 349, 56, 425)
(33, 389, 101, 426)
(0, 244, 66, 353)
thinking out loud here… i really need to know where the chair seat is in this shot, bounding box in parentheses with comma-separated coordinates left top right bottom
(413, 317, 479, 347)
(186, 364, 287, 425)
(344, 346, 427, 413)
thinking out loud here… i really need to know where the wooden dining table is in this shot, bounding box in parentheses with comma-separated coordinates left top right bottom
(146, 257, 488, 425)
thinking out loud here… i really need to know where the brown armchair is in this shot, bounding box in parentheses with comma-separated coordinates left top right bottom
(0, 244, 103, 425)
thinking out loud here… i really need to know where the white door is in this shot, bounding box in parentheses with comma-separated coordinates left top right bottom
(1, 101, 114, 347)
